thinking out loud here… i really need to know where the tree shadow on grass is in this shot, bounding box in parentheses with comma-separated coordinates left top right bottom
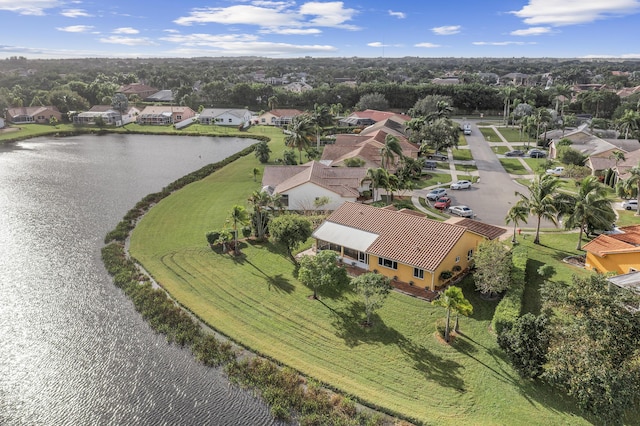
(327, 299, 466, 392)
(228, 244, 295, 294)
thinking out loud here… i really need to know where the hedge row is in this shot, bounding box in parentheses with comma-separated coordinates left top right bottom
(491, 246, 528, 335)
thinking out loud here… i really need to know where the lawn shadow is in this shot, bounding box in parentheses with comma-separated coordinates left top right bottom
(522, 259, 544, 315)
(328, 299, 466, 392)
(230, 246, 295, 294)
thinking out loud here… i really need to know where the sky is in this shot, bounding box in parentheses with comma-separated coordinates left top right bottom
(1, 0, 640, 59)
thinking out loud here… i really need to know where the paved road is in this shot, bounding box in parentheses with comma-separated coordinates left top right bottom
(413, 120, 559, 229)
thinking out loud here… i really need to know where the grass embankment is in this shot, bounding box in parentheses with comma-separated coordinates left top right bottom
(130, 126, 592, 425)
(499, 158, 529, 175)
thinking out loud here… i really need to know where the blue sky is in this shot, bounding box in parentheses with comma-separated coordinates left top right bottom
(1, 0, 639, 59)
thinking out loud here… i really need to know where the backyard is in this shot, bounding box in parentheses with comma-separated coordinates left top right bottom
(128, 125, 598, 425)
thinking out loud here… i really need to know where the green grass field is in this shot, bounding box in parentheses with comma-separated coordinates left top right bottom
(128, 126, 596, 425)
(452, 148, 473, 161)
(499, 158, 529, 175)
(493, 127, 524, 142)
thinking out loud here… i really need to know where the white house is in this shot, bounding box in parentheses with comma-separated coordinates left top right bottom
(73, 105, 140, 126)
(261, 161, 368, 211)
(199, 108, 253, 126)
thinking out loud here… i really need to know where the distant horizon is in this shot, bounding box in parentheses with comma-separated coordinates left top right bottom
(1, 1, 639, 60)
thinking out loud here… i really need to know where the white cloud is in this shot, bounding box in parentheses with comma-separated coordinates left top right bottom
(113, 27, 139, 34)
(582, 53, 640, 58)
(431, 25, 461, 35)
(509, 0, 640, 26)
(388, 10, 406, 19)
(56, 25, 94, 33)
(510, 27, 552, 36)
(174, 1, 359, 31)
(260, 28, 322, 35)
(60, 8, 92, 18)
(368, 42, 385, 47)
(0, 0, 61, 15)
(473, 41, 537, 46)
(99, 36, 156, 46)
(414, 42, 441, 48)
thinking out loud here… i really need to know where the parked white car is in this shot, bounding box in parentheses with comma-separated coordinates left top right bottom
(450, 180, 472, 190)
(449, 205, 474, 217)
(622, 199, 638, 210)
(546, 166, 564, 176)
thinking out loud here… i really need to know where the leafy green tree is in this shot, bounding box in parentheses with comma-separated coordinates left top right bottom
(227, 205, 250, 255)
(563, 176, 616, 249)
(351, 273, 392, 327)
(497, 313, 550, 379)
(298, 250, 349, 299)
(409, 94, 453, 117)
(433, 285, 473, 342)
(254, 140, 271, 163)
(247, 190, 281, 240)
(558, 147, 586, 166)
(355, 92, 388, 111)
(418, 117, 459, 155)
(472, 239, 512, 297)
(282, 149, 297, 165)
(285, 115, 314, 163)
(542, 274, 640, 424)
(505, 202, 529, 244)
(515, 173, 563, 244)
(269, 215, 312, 265)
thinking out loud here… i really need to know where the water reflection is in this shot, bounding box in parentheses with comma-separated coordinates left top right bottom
(0, 135, 280, 425)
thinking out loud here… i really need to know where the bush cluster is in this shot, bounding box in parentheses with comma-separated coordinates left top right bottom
(491, 246, 527, 334)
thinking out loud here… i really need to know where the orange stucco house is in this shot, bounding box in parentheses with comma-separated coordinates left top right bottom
(583, 225, 640, 274)
(312, 202, 505, 291)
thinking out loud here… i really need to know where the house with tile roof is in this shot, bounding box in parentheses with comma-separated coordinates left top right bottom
(262, 161, 368, 211)
(138, 106, 196, 125)
(199, 108, 253, 126)
(116, 83, 158, 100)
(583, 225, 640, 274)
(73, 105, 140, 126)
(6, 106, 62, 124)
(257, 109, 305, 127)
(312, 202, 505, 291)
(321, 116, 419, 172)
(338, 109, 410, 127)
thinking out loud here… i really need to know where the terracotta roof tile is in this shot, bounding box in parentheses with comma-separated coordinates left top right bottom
(583, 235, 637, 256)
(453, 218, 507, 240)
(323, 202, 467, 271)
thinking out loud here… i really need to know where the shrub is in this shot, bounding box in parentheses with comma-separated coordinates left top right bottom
(206, 230, 221, 245)
(439, 270, 453, 281)
(241, 226, 252, 238)
(491, 246, 527, 334)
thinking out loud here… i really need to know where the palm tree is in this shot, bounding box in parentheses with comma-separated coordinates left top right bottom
(379, 134, 403, 171)
(505, 202, 529, 244)
(227, 205, 250, 255)
(616, 109, 640, 140)
(499, 86, 516, 127)
(534, 107, 552, 145)
(433, 286, 473, 343)
(310, 103, 333, 148)
(267, 96, 278, 111)
(426, 100, 454, 121)
(285, 115, 314, 163)
(419, 117, 459, 155)
(563, 176, 616, 250)
(362, 168, 389, 202)
(254, 140, 271, 164)
(624, 164, 640, 215)
(609, 150, 626, 168)
(552, 83, 573, 117)
(515, 173, 563, 245)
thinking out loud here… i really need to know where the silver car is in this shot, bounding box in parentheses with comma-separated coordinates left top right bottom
(449, 205, 474, 217)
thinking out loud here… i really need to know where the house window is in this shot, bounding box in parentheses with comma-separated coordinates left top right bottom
(413, 268, 424, 279)
(176, 115, 182, 121)
(630, 268, 638, 273)
(228, 118, 233, 123)
(378, 257, 398, 270)
(280, 194, 289, 207)
(358, 252, 369, 264)
(261, 118, 266, 123)
(467, 249, 473, 261)
(455, 256, 460, 263)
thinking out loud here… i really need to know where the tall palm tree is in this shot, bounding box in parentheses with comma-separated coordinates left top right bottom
(285, 115, 314, 163)
(310, 103, 333, 148)
(616, 109, 640, 140)
(552, 83, 573, 117)
(227, 205, 250, 255)
(426, 100, 454, 121)
(433, 286, 473, 343)
(500, 86, 516, 127)
(624, 164, 640, 215)
(515, 174, 563, 245)
(505, 202, 529, 244)
(534, 107, 552, 145)
(362, 168, 389, 202)
(563, 176, 616, 250)
(267, 96, 278, 111)
(379, 134, 403, 171)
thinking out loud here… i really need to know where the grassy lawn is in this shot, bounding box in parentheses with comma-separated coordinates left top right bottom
(415, 172, 452, 188)
(499, 159, 529, 175)
(491, 146, 510, 155)
(452, 148, 473, 161)
(615, 208, 640, 226)
(523, 158, 548, 172)
(455, 163, 478, 174)
(458, 133, 468, 146)
(479, 127, 499, 142)
(127, 125, 596, 425)
(493, 127, 523, 143)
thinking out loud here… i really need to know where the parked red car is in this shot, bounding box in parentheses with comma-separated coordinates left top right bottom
(434, 196, 451, 210)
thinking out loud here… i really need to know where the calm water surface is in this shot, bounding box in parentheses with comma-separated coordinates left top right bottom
(0, 134, 282, 425)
